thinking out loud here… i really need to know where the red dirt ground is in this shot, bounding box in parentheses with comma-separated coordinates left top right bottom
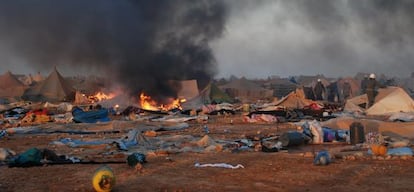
(1, 116, 414, 192)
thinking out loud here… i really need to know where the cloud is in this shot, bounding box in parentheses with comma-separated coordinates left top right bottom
(214, 0, 414, 78)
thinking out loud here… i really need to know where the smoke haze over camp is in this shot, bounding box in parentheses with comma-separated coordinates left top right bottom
(214, 0, 414, 78)
(1, 0, 414, 84)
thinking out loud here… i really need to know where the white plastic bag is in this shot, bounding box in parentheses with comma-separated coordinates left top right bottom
(309, 120, 324, 144)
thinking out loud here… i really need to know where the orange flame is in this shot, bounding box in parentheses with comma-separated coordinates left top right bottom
(139, 93, 186, 111)
(89, 92, 116, 102)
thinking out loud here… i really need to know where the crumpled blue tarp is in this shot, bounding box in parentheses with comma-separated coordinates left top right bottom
(72, 107, 110, 123)
(51, 129, 139, 150)
(387, 147, 414, 156)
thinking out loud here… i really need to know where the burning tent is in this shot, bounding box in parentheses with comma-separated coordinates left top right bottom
(138, 80, 203, 111)
(74, 91, 89, 105)
(176, 80, 199, 100)
(23, 67, 75, 102)
(344, 86, 414, 115)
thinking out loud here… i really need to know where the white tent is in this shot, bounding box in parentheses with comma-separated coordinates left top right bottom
(344, 86, 414, 115)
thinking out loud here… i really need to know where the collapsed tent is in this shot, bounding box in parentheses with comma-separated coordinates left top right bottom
(259, 88, 314, 111)
(0, 71, 27, 98)
(344, 86, 414, 115)
(23, 67, 75, 102)
(180, 81, 234, 110)
(273, 89, 314, 109)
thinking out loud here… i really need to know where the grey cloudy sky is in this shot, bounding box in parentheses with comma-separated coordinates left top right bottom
(1, 0, 414, 80)
(213, 0, 414, 78)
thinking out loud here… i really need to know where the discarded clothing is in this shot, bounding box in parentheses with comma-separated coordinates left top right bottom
(0, 148, 16, 161)
(322, 128, 336, 142)
(302, 120, 324, 144)
(127, 153, 147, 167)
(2, 107, 27, 119)
(8, 148, 43, 167)
(243, 114, 277, 123)
(8, 148, 81, 167)
(314, 151, 331, 166)
(194, 162, 244, 169)
(21, 109, 52, 124)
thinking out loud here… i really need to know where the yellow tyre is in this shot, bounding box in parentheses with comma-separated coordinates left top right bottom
(92, 166, 115, 192)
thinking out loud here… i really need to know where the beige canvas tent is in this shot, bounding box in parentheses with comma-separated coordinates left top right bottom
(344, 86, 414, 115)
(176, 80, 202, 110)
(274, 88, 314, 109)
(33, 72, 44, 82)
(0, 71, 27, 98)
(177, 80, 199, 100)
(23, 68, 75, 102)
(74, 91, 90, 104)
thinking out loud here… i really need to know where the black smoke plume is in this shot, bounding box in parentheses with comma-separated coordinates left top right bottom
(0, 0, 227, 102)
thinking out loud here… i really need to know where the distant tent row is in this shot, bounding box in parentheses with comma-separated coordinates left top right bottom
(0, 68, 106, 103)
(23, 67, 75, 102)
(3, 68, 413, 117)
